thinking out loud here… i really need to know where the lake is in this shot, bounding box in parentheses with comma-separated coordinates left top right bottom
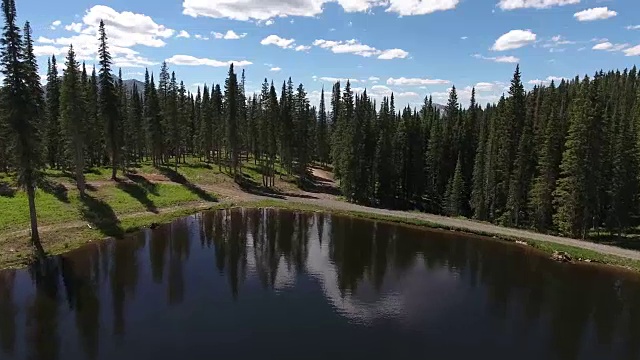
(1, 208, 639, 360)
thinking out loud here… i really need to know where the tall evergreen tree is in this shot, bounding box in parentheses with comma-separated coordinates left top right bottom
(505, 87, 536, 226)
(471, 109, 488, 220)
(59, 45, 86, 196)
(224, 64, 240, 177)
(445, 153, 465, 216)
(97, 20, 119, 179)
(554, 77, 595, 238)
(44, 55, 61, 168)
(0, 2, 45, 259)
(316, 87, 329, 165)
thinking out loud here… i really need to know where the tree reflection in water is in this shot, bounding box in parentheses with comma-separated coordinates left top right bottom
(0, 208, 639, 360)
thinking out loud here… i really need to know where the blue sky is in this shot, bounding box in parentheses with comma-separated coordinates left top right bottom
(19, 0, 640, 106)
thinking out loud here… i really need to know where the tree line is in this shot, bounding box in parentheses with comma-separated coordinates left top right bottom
(2, 0, 640, 263)
(330, 65, 640, 240)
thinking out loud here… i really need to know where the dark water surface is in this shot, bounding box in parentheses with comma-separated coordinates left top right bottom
(1, 208, 640, 360)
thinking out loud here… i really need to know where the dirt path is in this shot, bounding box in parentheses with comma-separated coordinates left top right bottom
(5, 168, 640, 262)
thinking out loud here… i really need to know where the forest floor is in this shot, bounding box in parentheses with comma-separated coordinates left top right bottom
(2, 158, 640, 272)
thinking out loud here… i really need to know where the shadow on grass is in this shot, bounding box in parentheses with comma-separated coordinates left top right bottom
(238, 177, 285, 199)
(181, 162, 213, 170)
(299, 173, 341, 196)
(39, 179, 69, 203)
(80, 194, 123, 238)
(156, 166, 218, 202)
(589, 234, 640, 251)
(116, 179, 158, 214)
(237, 176, 319, 200)
(0, 181, 15, 197)
(126, 173, 159, 195)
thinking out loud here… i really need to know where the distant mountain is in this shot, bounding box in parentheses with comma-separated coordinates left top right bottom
(123, 79, 144, 94)
(433, 103, 446, 112)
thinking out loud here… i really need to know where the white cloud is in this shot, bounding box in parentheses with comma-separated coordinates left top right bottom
(295, 45, 311, 51)
(264, 19, 275, 26)
(369, 76, 380, 81)
(542, 35, 575, 48)
(378, 48, 409, 60)
(213, 30, 247, 40)
(473, 82, 500, 92)
(387, 77, 450, 86)
(498, 0, 579, 10)
(37, 5, 173, 66)
(33, 45, 65, 57)
(50, 20, 61, 30)
(574, 7, 617, 22)
(527, 76, 566, 85)
(270, 67, 282, 72)
(627, 25, 640, 30)
(624, 45, 640, 56)
(183, 0, 457, 21)
(37, 36, 56, 44)
(176, 30, 191, 38)
(80, 5, 174, 47)
(385, 0, 459, 15)
(491, 29, 536, 51)
(313, 39, 409, 59)
(461, 36, 468, 40)
(64, 22, 83, 33)
(473, 54, 520, 63)
(319, 77, 363, 83)
(592, 41, 629, 52)
(166, 55, 252, 67)
(351, 84, 419, 99)
(261, 35, 296, 48)
(194, 34, 210, 40)
(431, 86, 501, 106)
(113, 54, 158, 68)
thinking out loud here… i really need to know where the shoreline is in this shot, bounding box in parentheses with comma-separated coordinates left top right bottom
(2, 198, 640, 273)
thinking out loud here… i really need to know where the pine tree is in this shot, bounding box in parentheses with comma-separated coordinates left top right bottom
(224, 64, 240, 177)
(146, 74, 163, 166)
(168, 71, 179, 170)
(375, 97, 395, 206)
(0, 2, 45, 259)
(293, 83, 310, 181)
(445, 153, 465, 216)
(98, 20, 119, 179)
(211, 84, 223, 169)
(554, 77, 595, 238)
(316, 87, 329, 165)
(505, 87, 536, 226)
(116, 68, 127, 171)
(85, 66, 100, 166)
(44, 55, 61, 168)
(59, 45, 86, 196)
(529, 84, 564, 231)
(127, 84, 143, 163)
(471, 108, 488, 220)
(336, 81, 355, 200)
(329, 81, 341, 176)
(393, 109, 408, 202)
(607, 99, 639, 234)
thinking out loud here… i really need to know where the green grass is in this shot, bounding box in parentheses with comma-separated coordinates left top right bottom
(0, 180, 217, 233)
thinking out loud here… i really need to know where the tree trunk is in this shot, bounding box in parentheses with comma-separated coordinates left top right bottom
(27, 184, 46, 262)
(75, 141, 86, 197)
